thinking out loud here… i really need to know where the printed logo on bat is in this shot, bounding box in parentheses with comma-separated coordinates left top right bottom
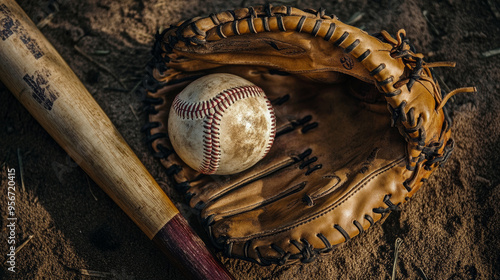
(0, 4, 44, 59)
(23, 70, 59, 111)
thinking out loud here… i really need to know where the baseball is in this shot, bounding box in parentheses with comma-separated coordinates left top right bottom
(168, 73, 276, 175)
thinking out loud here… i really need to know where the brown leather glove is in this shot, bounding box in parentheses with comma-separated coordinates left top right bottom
(140, 5, 475, 265)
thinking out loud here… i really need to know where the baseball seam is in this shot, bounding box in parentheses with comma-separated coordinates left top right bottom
(172, 85, 276, 174)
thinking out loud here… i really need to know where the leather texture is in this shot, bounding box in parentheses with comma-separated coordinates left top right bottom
(140, 5, 472, 265)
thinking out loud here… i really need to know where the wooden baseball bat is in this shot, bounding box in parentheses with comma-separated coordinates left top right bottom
(0, 1, 234, 279)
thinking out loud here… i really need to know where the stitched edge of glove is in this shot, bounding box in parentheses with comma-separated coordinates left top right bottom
(139, 4, 476, 265)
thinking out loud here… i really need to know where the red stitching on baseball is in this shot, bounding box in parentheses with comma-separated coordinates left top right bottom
(172, 85, 274, 174)
(264, 98, 276, 157)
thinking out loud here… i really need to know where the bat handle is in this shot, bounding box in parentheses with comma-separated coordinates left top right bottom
(154, 214, 235, 280)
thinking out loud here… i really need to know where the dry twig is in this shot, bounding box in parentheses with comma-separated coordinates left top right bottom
(481, 48, 500, 58)
(129, 80, 142, 95)
(391, 238, 403, 280)
(17, 148, 25, 192)
(36, 3, 59, 29)
(79, 269, 114, 278)
(345, 12, 364, 25)
(422, 10, 440, 36)
(92, 50, 111, 55)
(86, 175, 98, 201)
(3, 235, 34, 264)
(487, 0, 500, 20)
(16, 235, 34, 254)
(36, 13, 55, 29)
(418, 267, 429, 280)
(436, 74, 452, 94)
(129, 104, 140, 121)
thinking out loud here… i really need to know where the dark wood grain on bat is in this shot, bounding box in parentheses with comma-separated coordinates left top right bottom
(153, 214, 235, 280)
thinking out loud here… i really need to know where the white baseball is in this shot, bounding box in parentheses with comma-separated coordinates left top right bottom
(168, 73, 276, 175)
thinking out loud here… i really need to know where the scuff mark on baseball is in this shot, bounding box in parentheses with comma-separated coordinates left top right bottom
(168, 73, 276, 175)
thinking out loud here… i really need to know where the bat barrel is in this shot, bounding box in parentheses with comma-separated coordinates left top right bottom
(0, 0, 233, 279)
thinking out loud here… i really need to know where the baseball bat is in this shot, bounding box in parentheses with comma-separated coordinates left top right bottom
(0, 1, 233, 279)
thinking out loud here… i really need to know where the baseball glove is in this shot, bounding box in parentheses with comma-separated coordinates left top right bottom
(140, 5, 475, 265)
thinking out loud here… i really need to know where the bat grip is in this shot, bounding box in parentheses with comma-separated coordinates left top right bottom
(154, 214, 235, 280)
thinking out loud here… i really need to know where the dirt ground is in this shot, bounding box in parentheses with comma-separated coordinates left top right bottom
(0, 0, 499, 279)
